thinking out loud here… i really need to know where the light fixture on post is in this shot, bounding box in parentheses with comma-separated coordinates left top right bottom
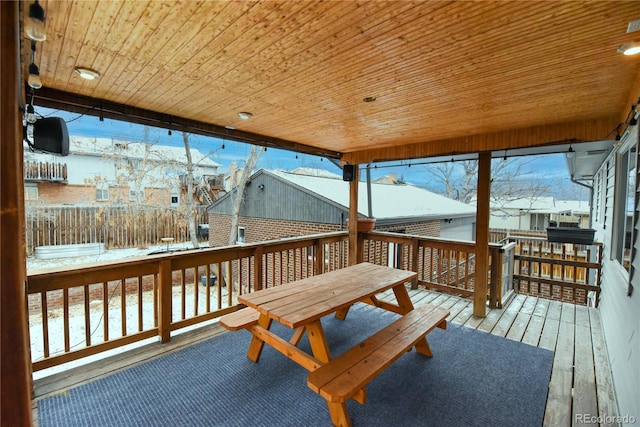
(567, 145, 575, 159)
(25, 103, 37, 124)
(28, 62, 42, 89)
(25, 0, 46, 41)
(27, 41, 42, 89)
(618, 41, 640, 56)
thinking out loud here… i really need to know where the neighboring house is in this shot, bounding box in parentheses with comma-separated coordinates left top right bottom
(207, 168, 477, 247)
(24, 136, 222, 207)
(573, 127, 639, 421)
(489, 196, 591, 231)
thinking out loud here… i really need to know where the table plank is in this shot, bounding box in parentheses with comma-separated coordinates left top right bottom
(240, 263, 416, 328)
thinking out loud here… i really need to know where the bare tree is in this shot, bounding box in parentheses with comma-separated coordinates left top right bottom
(423, 158, 550, 215)
(181, 131, 199, 249)
(228, 145, 262, 245)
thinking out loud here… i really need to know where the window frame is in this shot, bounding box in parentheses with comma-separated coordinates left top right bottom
(96, 187, 109, 201)
(237, 226, 246, 244)
(611, 137, 637, 275)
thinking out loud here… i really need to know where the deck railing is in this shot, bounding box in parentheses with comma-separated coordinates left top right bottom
(509, 236, 602, 306)
(360, 231, 505, 303)
(27, 232, 349, 371)
(24, 160, 67, 182)
(26, 231, 509, 371)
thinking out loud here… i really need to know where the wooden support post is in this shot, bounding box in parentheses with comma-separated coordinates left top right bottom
(158, 259, 172, 342)
(348, 166, 360, 266)
(1, 2, 34, 424)
(474, 152, 491, 317)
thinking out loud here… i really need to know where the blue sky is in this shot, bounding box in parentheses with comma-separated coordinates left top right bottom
(39, 107, 585, 199)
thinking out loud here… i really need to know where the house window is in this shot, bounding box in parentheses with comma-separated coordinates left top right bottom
(129, 189, 145, 202)
(96, 187, 109, 201)
(127, 159, 141, 171)
(237, 226, 246, 244)
(612, 141, 637, 273)
(171, 194, 179, 206)
(24, 183, 38, 200)
(530, 213, 547, 231)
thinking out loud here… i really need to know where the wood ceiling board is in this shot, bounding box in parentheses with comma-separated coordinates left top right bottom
(26, 1, 640, 160)
(341, 116, 620, 165)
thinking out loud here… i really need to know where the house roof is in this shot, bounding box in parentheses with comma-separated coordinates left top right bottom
(268, 169, 476, 221)
(27, 2, 640, 165)
(69, 137, 221, 169)
(492, 196, 591, 215)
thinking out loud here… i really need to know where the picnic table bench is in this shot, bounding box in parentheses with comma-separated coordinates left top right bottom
(307, 303, 449, 427)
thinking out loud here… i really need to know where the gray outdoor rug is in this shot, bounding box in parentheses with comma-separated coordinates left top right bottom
(38, 303, 553, 426)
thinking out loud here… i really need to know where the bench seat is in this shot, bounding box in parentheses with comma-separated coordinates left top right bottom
(219, 307, 260, 331)
(307, 303, 449, 426)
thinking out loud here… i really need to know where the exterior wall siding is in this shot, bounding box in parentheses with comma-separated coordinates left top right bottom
(591, 127, 639, 424)
(209, 171, 349, 224)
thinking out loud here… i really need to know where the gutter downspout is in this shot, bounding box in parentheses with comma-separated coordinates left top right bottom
(571, 175, 594, 228)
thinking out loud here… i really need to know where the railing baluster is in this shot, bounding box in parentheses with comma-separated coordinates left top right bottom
(193, 267, 199, 317)
(103, 282, 109, 341)
(42, 292, 50, 358)
(180, 269, 186, 320)
(63, 288, 70, 352)
(137, 277, 143, 332)
(84, 285, 91, 346)
(121, 279, 127, 336)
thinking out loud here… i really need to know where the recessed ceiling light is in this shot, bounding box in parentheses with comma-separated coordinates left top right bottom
(617, 41, 640, 55)
(363, 96, 376, 103)
(238, 112, 253, 120)
(74, 67, 100, 80)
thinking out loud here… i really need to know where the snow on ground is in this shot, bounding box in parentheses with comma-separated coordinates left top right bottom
(27, 242, 233, 380)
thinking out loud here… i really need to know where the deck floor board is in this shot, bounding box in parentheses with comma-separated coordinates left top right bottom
(32, 288, 619, 426)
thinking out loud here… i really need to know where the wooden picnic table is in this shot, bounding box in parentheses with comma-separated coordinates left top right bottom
(223, 262, 449, 426)
(236, 262, 417, 370)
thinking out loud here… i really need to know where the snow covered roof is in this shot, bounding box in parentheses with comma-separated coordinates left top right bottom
(269, 169, 476, 220)
(492, 196, 590, 215)
(68, 137, 220, 168)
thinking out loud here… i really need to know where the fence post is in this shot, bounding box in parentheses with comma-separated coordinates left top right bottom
(411, 240, 419, 289)
(158, 259, 172, 342)
(489, 245, 502, 308)
(254, 247, 264, 291)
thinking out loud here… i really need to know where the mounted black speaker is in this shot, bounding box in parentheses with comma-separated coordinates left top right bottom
(33, 117, 69, 156)
(343, 164, 355, 181)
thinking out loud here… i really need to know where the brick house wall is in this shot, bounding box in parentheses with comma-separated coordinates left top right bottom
(28, 183, 171, 207)
(208, 213, 344, 247)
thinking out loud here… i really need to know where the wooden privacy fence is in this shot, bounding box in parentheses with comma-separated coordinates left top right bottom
(24, 205, 208, 255)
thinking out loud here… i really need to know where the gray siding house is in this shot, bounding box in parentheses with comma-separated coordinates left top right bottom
(574, 128, 639, 422)
(207, 168, 476, 246)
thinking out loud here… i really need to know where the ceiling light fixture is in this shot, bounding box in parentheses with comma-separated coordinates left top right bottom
(363, 96, 376, 103)
(618, 41, 640, 55)
(74, 67, 100, 80)
(238, 112, 253, 120)
(25, 1, 46, 41)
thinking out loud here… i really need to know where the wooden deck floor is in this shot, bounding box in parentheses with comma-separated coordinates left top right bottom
(32, 289, 620, 427)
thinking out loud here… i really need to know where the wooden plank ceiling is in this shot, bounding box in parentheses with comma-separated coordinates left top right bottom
(22, 1, 640, 163)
